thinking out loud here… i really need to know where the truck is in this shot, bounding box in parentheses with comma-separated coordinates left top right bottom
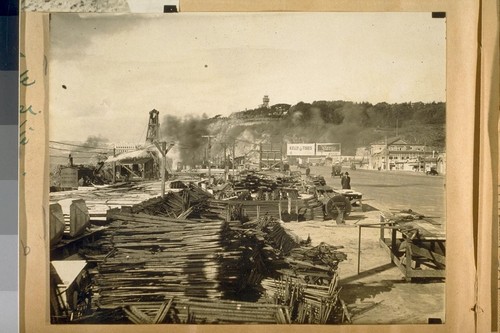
(331, 164, 342, 177)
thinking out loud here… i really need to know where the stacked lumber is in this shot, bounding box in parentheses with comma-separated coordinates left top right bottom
(278, 243, 347, 284)
(121, 297, 291, 324)
(260, 274, 347, 324)
(93, 211, 246, 308)
(50, 181, 160, 223)
(207, 197, 324, 221)
(257, 217, 302, 255)
(233, 173, 278, 192)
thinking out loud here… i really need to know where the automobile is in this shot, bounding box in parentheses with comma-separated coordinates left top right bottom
(426, 168, 439, 175)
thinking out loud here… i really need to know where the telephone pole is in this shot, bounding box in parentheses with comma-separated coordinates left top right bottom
(153, 141, 175, 198)
(202, 135, 215, 183)
(232, 141, 236, 179)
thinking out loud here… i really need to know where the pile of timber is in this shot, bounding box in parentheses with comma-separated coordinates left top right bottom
(278, 243, 347, 284)
(241, 218, 349, 324)
(253, 216, 303, 255)
(106, 186, 213, 221)
(207, 197, 324, 221)
(261, 273, 349, 324)
(50, 182, 160, 223)
(233, 172, 301, 192)
(120, 297, 291, 324)
(78, 186, 350, 324)
(92, 211, 245, 308)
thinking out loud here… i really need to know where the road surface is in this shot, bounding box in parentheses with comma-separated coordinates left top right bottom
(310, 166, 446, 226)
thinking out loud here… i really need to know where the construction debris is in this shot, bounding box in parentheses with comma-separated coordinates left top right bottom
(50, 172, 352, 324)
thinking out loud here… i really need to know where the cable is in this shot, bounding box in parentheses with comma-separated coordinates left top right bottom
(49, 146, 110, 154)
(50, 155, 104, 158)
(49, 140, 112, 151)
(137, 123, 148, 146)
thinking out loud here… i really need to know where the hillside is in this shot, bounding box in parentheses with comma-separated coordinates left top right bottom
(161, 100, 445, 166)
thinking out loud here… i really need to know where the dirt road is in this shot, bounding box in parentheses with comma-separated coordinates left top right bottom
(283, 166, 446, 324)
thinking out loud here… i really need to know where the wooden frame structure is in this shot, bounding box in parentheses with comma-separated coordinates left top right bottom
(378, 222, 445, 281)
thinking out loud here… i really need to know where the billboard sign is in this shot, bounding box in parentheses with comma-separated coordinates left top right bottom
(286, 143, 316, 156)
(316, 143, 341, 156)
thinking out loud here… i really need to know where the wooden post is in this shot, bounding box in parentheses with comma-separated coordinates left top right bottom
(112, 147, 116, 184)
(287, 197, 292, 214)
(202, 135, 214, 184)
(405, 237, 413, 281)
(390, 225, 397, 264)
(154, 141, 174, 199)
(223, 144, 228, 181)
(257, 205, 260, 219)
(232, 141, 236, 179)
(357, 225, 362, 274)
(160, 143, 166, 198)
(278, 201, 282, 220)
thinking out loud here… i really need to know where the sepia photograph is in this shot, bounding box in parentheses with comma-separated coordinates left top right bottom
(47, 12, 446, 325)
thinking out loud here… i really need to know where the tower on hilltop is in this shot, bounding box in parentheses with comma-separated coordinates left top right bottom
(262, 95, 270, 108)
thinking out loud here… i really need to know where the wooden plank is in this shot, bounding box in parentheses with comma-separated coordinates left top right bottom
(152, 298, 174, 324)
(409, 243, 446, 266)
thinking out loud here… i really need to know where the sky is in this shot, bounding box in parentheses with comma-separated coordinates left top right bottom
(49, 12, 446, 144)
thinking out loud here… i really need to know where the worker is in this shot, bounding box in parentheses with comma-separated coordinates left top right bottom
(68, 154, 73, 167)
(341, 172, 351, 189)
(305, 166, 311, 177)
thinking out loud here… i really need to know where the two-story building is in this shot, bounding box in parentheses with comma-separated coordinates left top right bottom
(368, 137, 443, 172)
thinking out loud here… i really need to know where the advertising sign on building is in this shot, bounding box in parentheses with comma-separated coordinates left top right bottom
(316, 143, 341, 156)
(60, 167, 78, 188)
(286, 143, 316, 156)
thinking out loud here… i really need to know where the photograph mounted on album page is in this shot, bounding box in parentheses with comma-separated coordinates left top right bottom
(19, 3, 488, 332)
(47, 11, 447, 325)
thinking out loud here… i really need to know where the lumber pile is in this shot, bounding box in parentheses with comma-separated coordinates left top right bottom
(260, 274, 347, 324)
(233, 172, 301, 193)
(68, 183, 350, 324)
(244, 219, 348, 323)
(50, 182, 161, 223)
(207, 197, 324, 221)
(279, 242, 347, 284)
(254, 216, 302, 255)
(120, 297, 291, 324)
(92, 212, 245, 308)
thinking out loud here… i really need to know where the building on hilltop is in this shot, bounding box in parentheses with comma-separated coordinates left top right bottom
(261, 95, 270, 109)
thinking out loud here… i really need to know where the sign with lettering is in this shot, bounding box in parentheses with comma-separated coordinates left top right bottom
(286, 143, 316, 156)
(316, 143, 341, 156)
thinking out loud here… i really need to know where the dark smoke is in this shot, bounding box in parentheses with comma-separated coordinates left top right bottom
(161, 114, 210, 166)
(83, 135, 109, 148)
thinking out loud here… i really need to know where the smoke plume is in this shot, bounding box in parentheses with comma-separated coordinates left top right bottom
(161, 114, 210, 167)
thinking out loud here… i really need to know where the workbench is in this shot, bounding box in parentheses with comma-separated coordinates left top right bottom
(378, 212, 445, 281)
(357, 211, 445, 282)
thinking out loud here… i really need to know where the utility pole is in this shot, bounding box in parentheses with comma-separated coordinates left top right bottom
(153, 141, 175, 198)
(202, 135, 215, 183)
(232, 141, 236, 179)
(385, 135, 388, 170)
(112, 147, 116, 184)
(223, 143, 228, 181)
(259, 143, 263, 171)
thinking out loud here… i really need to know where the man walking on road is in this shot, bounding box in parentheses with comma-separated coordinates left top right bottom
(341, 172, 351, 189)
